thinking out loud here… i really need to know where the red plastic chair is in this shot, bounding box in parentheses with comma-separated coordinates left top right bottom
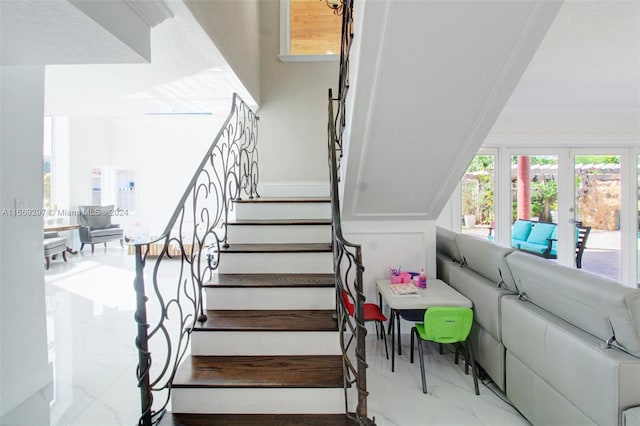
(342, 290, 389, 359)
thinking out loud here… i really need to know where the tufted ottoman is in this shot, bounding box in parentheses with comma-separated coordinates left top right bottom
(43, 237, 67, 269)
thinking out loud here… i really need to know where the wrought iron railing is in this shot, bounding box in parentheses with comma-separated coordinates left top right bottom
(328, 1, 373, 423)
(329, 89, 372, 425)
(333, 0, 355, 165)
(133, 93, 258, 426)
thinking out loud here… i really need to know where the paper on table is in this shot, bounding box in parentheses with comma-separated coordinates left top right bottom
(389, 283, 420, 296)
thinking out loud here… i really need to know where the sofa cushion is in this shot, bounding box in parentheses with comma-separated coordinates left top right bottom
(517, 241, 548, 255)
(526, 222, 556, 245)
(436, 253, 456, 284)
(512, 219, 533, 241)
(454, 234, 518, 292)
(43, 237, 66, 255)
(436, 226, 461, 263)
(503, 296, 640, 426)
(448, 265, 507, 340)
(79, 205, 113, 230)
(506, 251, 640, 357)
(90, 227, 123, 238)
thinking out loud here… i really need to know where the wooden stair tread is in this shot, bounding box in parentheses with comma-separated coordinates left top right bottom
(227, 219, 331, 226)
(206, 273, 335, 288)
(159, 413, 361, 426)
(173, 355, 344, 388)
(195, 310, 338, 332)
(233, 197, 330, 204)
(221, 243, 332, 253)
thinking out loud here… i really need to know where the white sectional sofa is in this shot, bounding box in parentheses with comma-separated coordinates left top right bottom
(436, 227, 640, 426)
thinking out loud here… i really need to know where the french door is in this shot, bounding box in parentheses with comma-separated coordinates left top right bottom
(568, 148, 633, 284)
(501, 147, 636, 285)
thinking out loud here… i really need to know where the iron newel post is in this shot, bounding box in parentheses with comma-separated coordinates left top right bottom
(134, 244, 152, 426)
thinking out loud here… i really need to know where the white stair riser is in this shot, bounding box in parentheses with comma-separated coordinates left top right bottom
(217, 252, 333, 274)
(235, 203, 331, 220)
(191, 331, 341, 356)
(206, 287, 336, 310)
(172, 388, 343, 414)
(227, 225, 331, 244)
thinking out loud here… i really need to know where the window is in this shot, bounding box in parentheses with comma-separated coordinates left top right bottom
(454, 146, 636, 286)
(460, 154, 495, 239)
(43, 117, 70, 225)
(280, 0, 341, 61)
(92, 166, 136, 214)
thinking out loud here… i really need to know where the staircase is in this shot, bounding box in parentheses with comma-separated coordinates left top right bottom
(159, 197, 358, 425)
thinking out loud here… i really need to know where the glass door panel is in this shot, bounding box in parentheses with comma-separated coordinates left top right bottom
(509, 154, 559, 261)
(574, 154, 621, 281)
(461, 154, 495, 240)
(511, 155, 559, 223)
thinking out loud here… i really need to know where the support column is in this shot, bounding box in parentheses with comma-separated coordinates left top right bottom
(0, 65, 52, 423)
(517, 155, 531, 220)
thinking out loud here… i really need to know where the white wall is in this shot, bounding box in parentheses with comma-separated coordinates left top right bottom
(68, 115, 226, 236)
(0, 66, 52, 420)
(69, 117, 111, 211)
(257, 0, 336, 193)
(186, 0, 261, 104)
(343, 220, 437, 331)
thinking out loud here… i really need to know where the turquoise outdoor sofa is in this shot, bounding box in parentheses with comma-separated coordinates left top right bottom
(511, 219, 591, 269)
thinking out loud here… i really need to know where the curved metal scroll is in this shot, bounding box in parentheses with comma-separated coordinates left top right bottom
(329, 86, 373, 424)
(327, 0, 373, 423)
(134, 93, 258, 426)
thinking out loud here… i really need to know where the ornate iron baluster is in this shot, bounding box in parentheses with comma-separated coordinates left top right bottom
(328, 0, 374, 423)
(133, 93, 258, 426)
(334, 0, 354, 168)
(329, 86, 372, 424)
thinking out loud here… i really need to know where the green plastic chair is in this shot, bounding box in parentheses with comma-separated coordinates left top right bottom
(410, 307, 479, 395)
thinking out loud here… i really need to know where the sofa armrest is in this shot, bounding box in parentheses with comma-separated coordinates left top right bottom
(624, 407, 640, 426)
(108, 224, 120, 229)
(543, 238, 556, 257)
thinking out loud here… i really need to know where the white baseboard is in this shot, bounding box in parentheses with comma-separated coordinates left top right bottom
(0, 362, 53, 418)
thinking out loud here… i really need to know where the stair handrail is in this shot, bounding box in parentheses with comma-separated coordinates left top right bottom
(328, 1, 372, 422)
(132, 93, 258, 426)
(333, 0, 354, 168)
(329, 89, 370, 425)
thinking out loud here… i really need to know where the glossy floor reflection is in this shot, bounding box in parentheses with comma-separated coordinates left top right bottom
(38, 249, 527, 426)
(45, 248, 140, 426)
(364, 337, 529, 426)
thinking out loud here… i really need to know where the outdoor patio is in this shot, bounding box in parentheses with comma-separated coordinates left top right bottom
(462, 226, 622, 282)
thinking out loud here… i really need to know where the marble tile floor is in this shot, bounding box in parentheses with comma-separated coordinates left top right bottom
(7, 249, 528, 425)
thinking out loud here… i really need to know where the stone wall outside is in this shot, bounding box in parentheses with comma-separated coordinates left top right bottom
(578, 177, 620, 231)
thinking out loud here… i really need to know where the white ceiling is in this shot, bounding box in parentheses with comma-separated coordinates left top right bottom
(44, 4, 253, 117)
(508, 1, 639, 109)
(0, 0, 150, 65)
(490, 0, 640, 138)
(4, 0, 637, 125)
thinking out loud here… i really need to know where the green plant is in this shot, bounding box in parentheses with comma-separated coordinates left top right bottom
(462, 155, 495, 224)
(531, 179, 557, 222)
